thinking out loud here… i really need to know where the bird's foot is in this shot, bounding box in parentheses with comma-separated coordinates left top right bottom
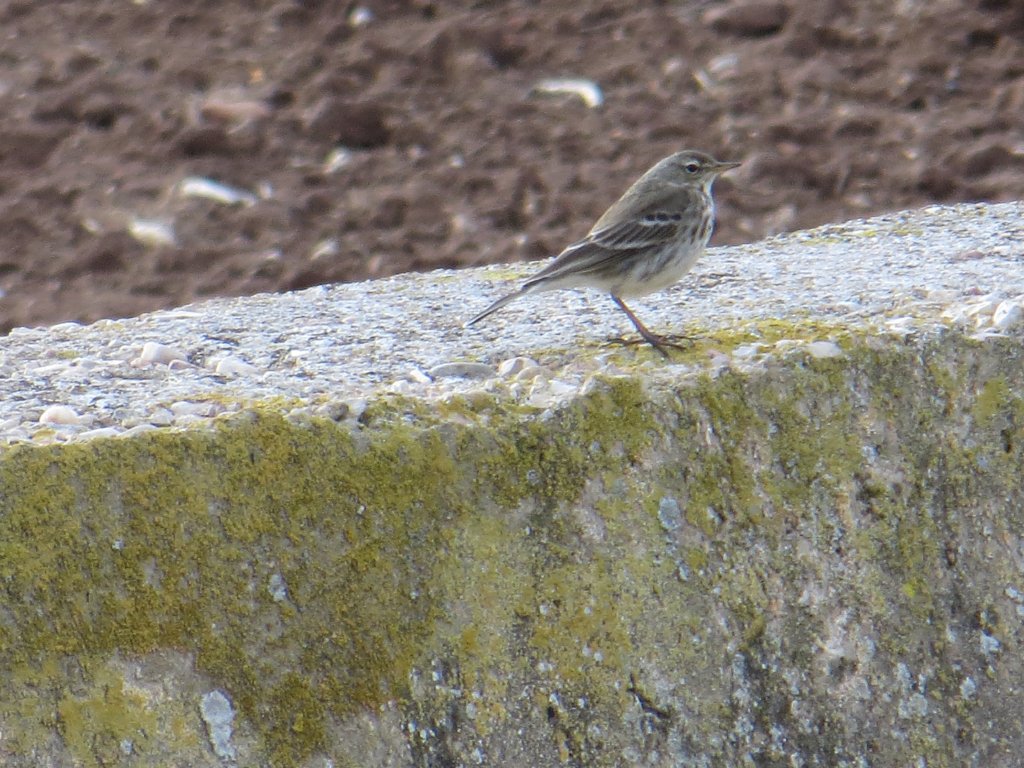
(603, 332, 694, 357)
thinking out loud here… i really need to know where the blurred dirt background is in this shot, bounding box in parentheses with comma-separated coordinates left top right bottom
(1, 0, 1023, 331)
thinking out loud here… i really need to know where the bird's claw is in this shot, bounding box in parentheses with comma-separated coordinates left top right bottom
(603, 333, 694, 357)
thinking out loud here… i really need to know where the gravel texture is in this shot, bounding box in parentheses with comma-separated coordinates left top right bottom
(3, 201, 1023, 444)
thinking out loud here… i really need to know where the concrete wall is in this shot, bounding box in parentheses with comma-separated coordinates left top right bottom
(1, 203, 1023, 766)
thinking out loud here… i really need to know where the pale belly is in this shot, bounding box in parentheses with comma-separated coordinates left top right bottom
(610, 242, 705, 298)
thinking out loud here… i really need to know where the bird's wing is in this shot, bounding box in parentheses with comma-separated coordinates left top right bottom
(525, 189, 695, 288)
(524, 216, 680, 287)
(587, 211, 683, 250)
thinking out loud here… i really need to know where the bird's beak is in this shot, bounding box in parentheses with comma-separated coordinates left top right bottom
(714, 160, 742, 173)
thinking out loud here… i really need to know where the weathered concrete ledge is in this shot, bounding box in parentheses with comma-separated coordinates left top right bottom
(2, 203, 1024, 766)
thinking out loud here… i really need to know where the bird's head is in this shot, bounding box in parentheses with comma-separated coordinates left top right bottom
(661, 150, 741, 188)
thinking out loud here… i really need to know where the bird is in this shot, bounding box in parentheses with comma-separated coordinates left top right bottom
(466, 149, 740, 356)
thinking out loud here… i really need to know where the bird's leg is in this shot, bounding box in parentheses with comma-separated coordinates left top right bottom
(609, 296, 691, 357)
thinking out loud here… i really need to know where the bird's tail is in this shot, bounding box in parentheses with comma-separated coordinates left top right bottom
(465, 285, 533, 327)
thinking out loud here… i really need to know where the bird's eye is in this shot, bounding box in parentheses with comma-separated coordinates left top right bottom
(685, 162, 700, 173)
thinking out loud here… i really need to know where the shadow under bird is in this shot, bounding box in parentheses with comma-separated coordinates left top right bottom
(466, 149, 740, 356)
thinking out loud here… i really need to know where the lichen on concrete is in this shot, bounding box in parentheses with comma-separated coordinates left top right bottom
(2, 328, 1024, 765)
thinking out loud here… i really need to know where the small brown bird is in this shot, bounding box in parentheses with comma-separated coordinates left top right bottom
(467, 150, 739, 356)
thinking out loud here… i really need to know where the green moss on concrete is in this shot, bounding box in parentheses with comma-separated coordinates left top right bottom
(1, 333, 1023, 765)
(0, 377, 659, 764)
(0, 412, 460, 763)
(57, 665, 157, 768)
(671, 317, 852, 362)
(973, 375, 1011, 425)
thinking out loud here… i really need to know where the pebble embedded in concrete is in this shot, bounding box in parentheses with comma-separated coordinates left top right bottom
(992, 300, 1022, 331)
(137, 341, 188, 365)
(731, 343, 763, 359)
(213, 356, 260, 376)
(657, 497, 684, 532)
(39, 405, 83, 425)
(404, 367, 433, 385)
(199, 689, 237, 761)
(527, 378, 577, 407)
(75, 427, 121, 441)
(170, 401, 219, 418)
(313, 401, 350, 421)
(805, 340, 843, 359)
(147, 408, 174, 426)
(497, 356, 539, 377)
(428, 362, 497, 380)
(268, 573, 288, 602)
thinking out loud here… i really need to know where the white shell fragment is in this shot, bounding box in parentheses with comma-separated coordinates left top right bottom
(199, 90, 271, 125)
(178, 176, 258, 206)
(532, 78, 604, 108)
(310, 239, 340, 261)
(323, 148, 352, 173)
(128, 217, 177, 247)
(348, 5, 373, 26)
